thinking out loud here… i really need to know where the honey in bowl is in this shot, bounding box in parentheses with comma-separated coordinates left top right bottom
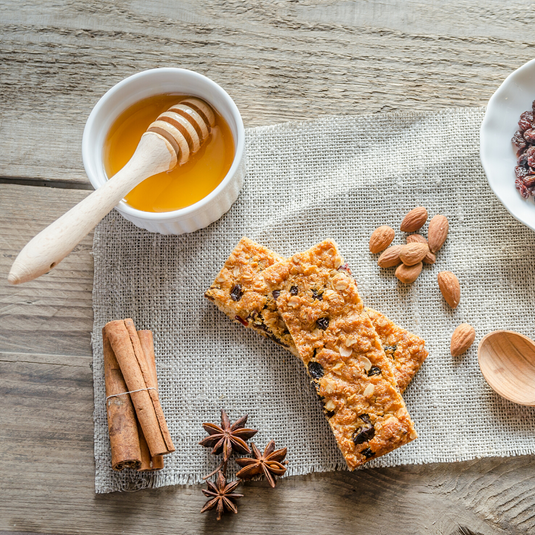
(103, 94, 235, 212)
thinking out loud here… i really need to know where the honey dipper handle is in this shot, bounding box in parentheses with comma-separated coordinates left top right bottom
(8, 133, 176, 285)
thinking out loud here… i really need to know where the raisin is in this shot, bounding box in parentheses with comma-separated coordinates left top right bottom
(311, 289, 323, 301)
(513, 130, 528, 155)
(526, 146, 535, 168)
(290, 286, 298, 295)
(518, 151, 530, 166)
(524, 129, 535, 144)
(359, 414, 371, 425)
(272, 290, 280, 299)
(368, 366, 381, 376)
(353, 424, 375, 445)
(325, 410, 335, 419)
(519, 111, 534, 132)
(525, 175, 535, 188)
(516, 178, 530, 199)
(515, 165, 530, 179)
(235, 315, 248, 327)
(230, 284, 243, 301)
(316, 317, 330, 330)
(532, 100, 535, 113)
(308, 361, 324, 380)
(361, 448, 375, 459)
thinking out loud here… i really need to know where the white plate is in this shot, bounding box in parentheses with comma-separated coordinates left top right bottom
(480, 58, 535, 232)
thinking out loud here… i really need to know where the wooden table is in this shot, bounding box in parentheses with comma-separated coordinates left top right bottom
(1, 2, 534, 534)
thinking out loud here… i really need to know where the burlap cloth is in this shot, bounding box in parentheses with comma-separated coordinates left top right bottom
(92, 108, 535, 494)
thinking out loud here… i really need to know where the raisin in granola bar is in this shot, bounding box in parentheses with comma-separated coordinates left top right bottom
(261, 240, 417, 469)
(205, 238, 427, 391)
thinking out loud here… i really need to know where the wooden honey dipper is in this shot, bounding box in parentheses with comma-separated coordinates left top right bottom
(8, 98, 215, 285)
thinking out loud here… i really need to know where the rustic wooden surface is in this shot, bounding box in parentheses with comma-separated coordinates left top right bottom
(1, 1, 535, 534)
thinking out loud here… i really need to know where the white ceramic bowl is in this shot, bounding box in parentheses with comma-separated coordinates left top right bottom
(481, 58, 535, 232)
(82, 68, 246, 234)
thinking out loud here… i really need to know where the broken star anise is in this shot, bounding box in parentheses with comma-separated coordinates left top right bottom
(235, 440, 288, 488)
(201, 470, 243, 521)
(199, 409, 258, 462)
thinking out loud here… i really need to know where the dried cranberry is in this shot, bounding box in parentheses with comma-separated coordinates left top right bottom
(308, 361, 324, 380)
(316, 317, 330, 331)
(235, 315, 248, 327)
(272, 290, 280, 299)
(368, 366, 381, 376)
(361, 448, 374, 459)
(524, 129, 535, 143)
(353, 424, 375, 445)
(337, 263, 352, 275)
(290, 286, 298, 296)
(512, 130, 528, 155)
(519, 111, 534, 132)
(230, 284, 243, 302)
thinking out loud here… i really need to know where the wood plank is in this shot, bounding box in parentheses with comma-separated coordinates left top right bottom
(1, 0, 535, 183)
(0, 351, 530, 535)
(1, 184, 535, 534)
(0, 184, 93, 356)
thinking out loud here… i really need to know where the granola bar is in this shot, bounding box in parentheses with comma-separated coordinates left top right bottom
(365, 308, 427, 393)
(261, 240, 417, 469)
(204, 237, 298, 354)
(205, 238, 427, 391)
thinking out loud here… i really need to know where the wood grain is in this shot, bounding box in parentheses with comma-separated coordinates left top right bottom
(2, 0, 535, 184)
(2, 185, 535, 534)
(2, 1, 535, 533)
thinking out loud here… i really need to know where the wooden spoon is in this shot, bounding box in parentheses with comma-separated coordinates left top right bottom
(8, 98, 215, 285)
(478, 330, 535, 406)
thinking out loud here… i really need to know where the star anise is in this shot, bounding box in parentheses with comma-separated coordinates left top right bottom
(200, 470, 243, 521)
(235, 440, 288, 488)
(199, 409, 258, 463)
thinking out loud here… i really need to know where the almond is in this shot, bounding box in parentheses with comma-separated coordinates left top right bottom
(400, 206, 428, 232)
(399, 242, 429, 266)
(423, 251, 436, 265)
(377, 245, 403, 268)
(428, 214, 449, 253)
(369, 225, 395, 254)
(450, 323, 476, 357)
(437, 271, 460, 308)
(395, 262, 423, 284)
(406, 234, 427, 245)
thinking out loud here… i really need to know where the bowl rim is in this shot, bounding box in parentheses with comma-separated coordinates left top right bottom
(480, 58, 535, 233)
(82, 67, 245, 221)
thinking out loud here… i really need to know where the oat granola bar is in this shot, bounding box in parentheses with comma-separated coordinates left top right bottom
(205, 238, 428, 391)
(261, 240, 417, 469)
(365, 308, 427, 393)
(204, 237, 298, 354)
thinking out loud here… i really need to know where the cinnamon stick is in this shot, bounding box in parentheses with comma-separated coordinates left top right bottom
(103, 319, 175, 457)
(137, 330, 164, 471)
(103, 330, 142, 471)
